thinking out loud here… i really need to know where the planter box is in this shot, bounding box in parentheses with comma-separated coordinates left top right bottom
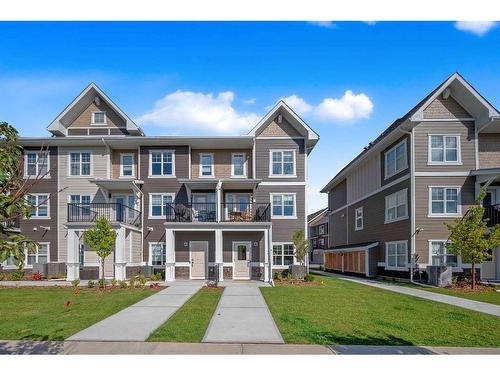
(427, 265, 452, 287)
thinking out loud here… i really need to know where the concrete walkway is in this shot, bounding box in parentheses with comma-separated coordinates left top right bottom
(203, 282, 284, 344)
(312, 270, 500, 317)
(2, 340, 500, 355)
(67, 281, 204, 342)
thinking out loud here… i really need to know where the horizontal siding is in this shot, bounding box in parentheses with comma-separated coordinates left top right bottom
(112, 149, 138, 179)
(255, 138, 305, 182)
(479, 133, 500, 169)
(68, 100, 125, 128)
(223, 231, 264, 263)
(347, 154, 381, 202)
(191, 149, 253, 179)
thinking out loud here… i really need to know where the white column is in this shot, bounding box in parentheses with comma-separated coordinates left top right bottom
(216, 180, 222, 222)
(66, 229, 80, 281)
(114, 227, 127, 281)
(264, 228, 271, 282)
(215, 229, 223, 281)
(165, 228, 175, 281)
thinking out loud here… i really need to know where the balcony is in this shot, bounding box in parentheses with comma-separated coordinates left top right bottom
(220, 203, 271, 222)
(483, 204, 500, 227)
(67, 203, 141, 226)
(164, 202, 271, 223)
(1, 216, 20, 232)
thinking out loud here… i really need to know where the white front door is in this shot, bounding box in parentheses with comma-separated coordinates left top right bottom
(190, 241, 208, 279)
(233, 241, 251, 280)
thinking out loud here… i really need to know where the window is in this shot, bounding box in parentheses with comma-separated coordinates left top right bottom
(69, 152, 91, 176)
(120, 154, 135, 177)
(429, 187, 460, 216)
(319, 238, 325, 248)
(150, 150, 174, 176)
(318, 225, 325, 235)
(27, 243, 49, 266)
(385, 189, 408, 223)
(91, 111, 106, 125)
(231, 153, 246, 177)
(150, 194, 174, 218)
(429, 241, 458, 267)
(271, 194, 296, 218)
(25, 152, 49, 177)
(312, 239, 317, 248)
(26, 194, 49, 218)
(270, 150, 295, 177)
(69, 195, 91, 219)
(386, 241, 407, 270)
(150, 243, 166, 266)
(273, 243, 294, 266)
(199, 153, 214, 177)
(429, 135, 460, 164)
(384, 140, 407, 179)
(355, 207, 363, 230)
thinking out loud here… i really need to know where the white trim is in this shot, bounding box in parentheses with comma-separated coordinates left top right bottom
(148, 193, 175, 219)
(354, 206, 363, 231)
(231, 152, 247, 178)
(384, 139, 408, 180)
(26, 193, 51, 219)
(428, 186, 462, 217)
(427, 134, 462, 165)
(232, 241, 252, 280)
(199, 152, 215, 178)
(148, 149, 176, 178)
(24, 242, 50, 269)
(270, 192, 297, 219)
(67, 150, 93, 177)
(148, 242, 166, 267)
(385, 240, 408, 271)
(256, 136, 305, 139)
(271, 242, 296, 268)
(24, 151, 50, 179)
(418, 118, 476, 122)
(384, 188, 408, 224)
(259, 181, 306, 186)
(90, 111, 107, 126)
(268, 149, 296, 178)
(189, 240, 209, 280)
(427, 239, 462, 271)
(120, 153, 135, 178)
(414, 171, 470, 177)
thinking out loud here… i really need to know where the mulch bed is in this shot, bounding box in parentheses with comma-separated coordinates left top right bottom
(444, 283, 498, 292)
(274, 279, 324, 286)
(203, 285, 225, 290)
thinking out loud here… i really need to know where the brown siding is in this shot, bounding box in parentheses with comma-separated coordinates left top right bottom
(330, 179, 347, 210)
(175, 231, 215, 263)
(423, 96, 471, 119)
(68, 100, 125, 128)
(255, 138, 305, 182)
(479, 133, 500, 169)
(112, 150, 138, 179)
(191, 149, 252, 179)
(223, 231, 264, 263)
(257, 116, 302, 137)
(330, 208, 347, 247)
(381, 135, 410, 185)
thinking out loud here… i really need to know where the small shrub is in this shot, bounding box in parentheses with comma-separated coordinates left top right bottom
(98, 279, 107, 289)
(11, 271, 24, 281)
(304, 274, 315, 282)
(71, 279, 81, 288)
(285, 273, 292, 281)
(46, 274, 52, 281)
(128, 276, 136, 288)
(0, 273, 5, 281)
(137, 274, 147, 288)
(56, 272, 65, 280)
(111, 279, 117, 287)
(119, 280, 128, 289)
(31, 271, 43, 281)
(87, 280, 95, 288)
(273, 272, 282, 281)
(150, 273, 162, 281)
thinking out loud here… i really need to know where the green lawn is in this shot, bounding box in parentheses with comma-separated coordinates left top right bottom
(148, 287, 223, 342)
(261, 276, 500, 347)
(0, 287, 157, 340)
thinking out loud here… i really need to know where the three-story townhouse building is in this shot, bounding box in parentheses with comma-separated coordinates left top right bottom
(321, 73, 500, 281)
(307, 208, 329, 265)
(1, 83, 319, 282)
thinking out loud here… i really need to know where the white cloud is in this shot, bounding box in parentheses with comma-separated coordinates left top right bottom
(243, 98, 256, 105)
(307, 184, 328, 214)
(309, 21, 335, 29)
(135, 90, 260, 135)
(282, 91, 373, 123)
(454, 21, 497, 36)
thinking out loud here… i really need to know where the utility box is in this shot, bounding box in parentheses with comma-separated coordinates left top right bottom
(427, 265, 452, 287)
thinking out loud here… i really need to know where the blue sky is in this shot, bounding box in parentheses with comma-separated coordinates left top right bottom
(1, 21, 499, 212)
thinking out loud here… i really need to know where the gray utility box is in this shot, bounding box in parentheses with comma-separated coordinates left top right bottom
(32, 263, 66, 278)
(427, 265, 452, 287)
(289, 264, 307, 279)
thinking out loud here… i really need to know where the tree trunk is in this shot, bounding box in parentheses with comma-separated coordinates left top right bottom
(471, 262, 475, 290)
(101, 256, 105, 288)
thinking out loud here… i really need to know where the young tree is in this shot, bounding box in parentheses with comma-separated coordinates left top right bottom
(445, 188, 500, 289)
(84, 217, 117, 287)
(292, 229, 309, 267)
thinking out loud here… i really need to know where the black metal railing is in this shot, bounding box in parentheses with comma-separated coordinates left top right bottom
(164, 202, 217, 222)
(1, 216, 20, 231)
(67, 203, 141, 226)
(483, 204, 500, 227)
(221, 203, 271, 222)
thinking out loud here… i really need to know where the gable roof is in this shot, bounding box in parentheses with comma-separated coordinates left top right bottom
(308, 207, 328, 224)
(47, 83, 144, 137)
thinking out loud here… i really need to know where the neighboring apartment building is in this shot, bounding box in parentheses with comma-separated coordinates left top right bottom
(307, 208, 328, 265)
(321, 73, 500, 281)
(1, 83, 319, 282)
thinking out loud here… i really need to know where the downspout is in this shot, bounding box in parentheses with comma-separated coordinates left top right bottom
(101, 138, 111, 179)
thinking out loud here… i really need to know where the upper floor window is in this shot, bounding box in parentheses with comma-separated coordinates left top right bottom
(384, 140, 407, 179)
(91, 111, 106, 125)
(69, 152, 91, 176)
(318, 224, 325, 235)
(273, 243, 294, 266)
(355, 207, 363, 231)
(231, 153, 246, 177)
(120, 154, 135, 177)
(386, 241, 407, 270)
(150, 193, 174, 218)
(150, 150, 175, 177)
(429, 240, 458, 267)
(26, 194, 49, 218)
(270, 150, 295, 177)
(271, 193, 296, 218)
(25, 151, 49, 177)
(199, 153, 214, 177)
(385, 189, 408, 223)
(429, 187, 461, 217)
(429, 135, 460, 164)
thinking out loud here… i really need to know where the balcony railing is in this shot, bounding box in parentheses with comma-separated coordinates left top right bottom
(1, 216, 20, 231)
(221, 203, 271, 222)
(164, 202, 271, 223)
(67, 203, 141, 226)
(483, 204, 500, 227)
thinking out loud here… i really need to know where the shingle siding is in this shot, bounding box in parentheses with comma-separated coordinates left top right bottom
(479, 133, 500, 169)
(423, 96, 471, 119)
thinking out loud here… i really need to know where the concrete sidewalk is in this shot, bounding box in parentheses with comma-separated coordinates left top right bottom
(1, 340, 499, 355)
(312, 270, 500, 317)
(67, 281, 204, 342)
(203, 283, 284, 344)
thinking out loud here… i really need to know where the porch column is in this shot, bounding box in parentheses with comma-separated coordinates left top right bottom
(165, 228, 175, 281)
(66, 229, 80, 281)
(264, 228, 271, 282)
(114, 227, 126, 281)
(215, 229, 223, 281)
(216, 180, 222, 222)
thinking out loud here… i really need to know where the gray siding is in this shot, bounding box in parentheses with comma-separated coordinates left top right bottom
(381, 135, 410, 186)
(329, 208, 347, 247)
(423, 96, 471, 119)
(255, 138, 305, 182)
(174, 231, 215, 263)
(223, 231, 264, 263)
(330, 179, 347, 210)
(479, 133, 500, 169)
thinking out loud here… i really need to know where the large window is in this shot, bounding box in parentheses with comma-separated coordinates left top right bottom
(26, 194, 49, 218)
(150, 150, 175, 176)
(355, 207, 363, 231)
(25, 152, 49, 177)
(429, 135, 460, 164)
(231, 153, 246, 177)
(69, 152, 91, 176)
(270, 150, 295, 177)
(27, 243, 49, 266)
(273, 243, 294, 266)
(150, 194, 174, 218)
(385, 189, 408, 223)
(429, 187, 460, 216)
(91, 111, 106, 125)
(120, 154, 134, 177)
(429, 241, 458, 267)
(150, 243, 166, 266)
(384, 140, 407, 179)
(271, 194, 296, 218)
(386, 241, 407, 270)
(199, 153, 214, 177)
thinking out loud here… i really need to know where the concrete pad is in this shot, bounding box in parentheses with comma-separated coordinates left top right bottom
(134, 293, 192, 307)
(218, 295, 267, 308)
(163, 285, 203, 295)
(222, 286, 262, 296)
(242, 344, 334, 355)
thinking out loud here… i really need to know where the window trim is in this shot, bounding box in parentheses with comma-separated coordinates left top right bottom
(68, 151, 93, 177)
(427, 134, 462, 165)
(24, 151, 50, 179)
(384, 188, 409, 224)
(91, 111, 107, 125)
(231, 152, 247, 178)
(25, 242, 50, 269)
(270, 193, 297, 219)
(148, 150, 176, 178)
(384, 139, 408, 180)
(428, 186, 462, 217)
(354, 206, 364, 231)
(272, 242, 295, 268)
(148, 193, 175, 219)
(148, 242, 166, 266)
(385, 240, 408, 271)
(26, 193, 50, 219)
(269, 149, 297, 178)
(318, 224, 325, 235)
(199, 153, 215, 178)
(427, 239, 462, 271)
(120, 153, 135, 178)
